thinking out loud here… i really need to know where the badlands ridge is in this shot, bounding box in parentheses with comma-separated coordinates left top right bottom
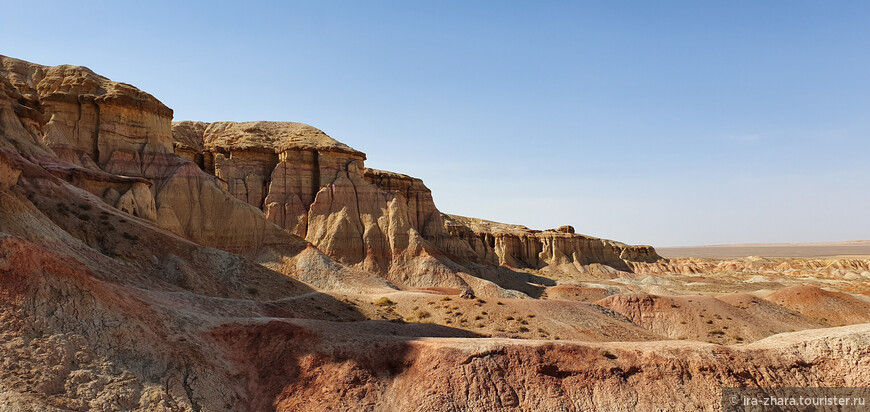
(0, 55, 868, 411)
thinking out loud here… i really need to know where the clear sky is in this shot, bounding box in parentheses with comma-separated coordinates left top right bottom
(3, 1, 869, 246)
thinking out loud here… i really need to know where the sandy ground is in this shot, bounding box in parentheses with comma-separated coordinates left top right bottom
(658, 240, 870, 258)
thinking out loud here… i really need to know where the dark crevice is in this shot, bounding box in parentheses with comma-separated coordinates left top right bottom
(74, 97, 82, 145)
(92, 101, 100, 166)
(349, 172, 367, 264)
(182, 366, 202, 412)
(537, 364, 576, 379)
(259, 154, 278, 211)
(204, 151, 216, 175)
(310, 150, 320, 208)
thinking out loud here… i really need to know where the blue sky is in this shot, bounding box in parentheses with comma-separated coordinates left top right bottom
(3, 1, 869, 246)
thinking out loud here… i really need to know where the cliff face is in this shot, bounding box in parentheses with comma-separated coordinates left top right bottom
(171, 120, 662, 288)
(0, 56, 300, 255)
(2, 55, 869, 412)
(2, 53, 662, 294)
(440, 215, 660, 274)
(170, 121, 462, 290)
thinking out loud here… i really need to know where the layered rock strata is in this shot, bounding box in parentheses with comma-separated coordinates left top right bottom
(2, 54, 868, 412)
(441, 214, 661, 273)
(2, 53, 662, 291)
(171, 121, 452, 283)
(0, 55, 296, 254)
(172, 121, 662, 284)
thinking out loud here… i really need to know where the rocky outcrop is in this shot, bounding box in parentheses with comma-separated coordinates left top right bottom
(631, 255, 870, 278)
(0, 55, 300, 253)
(2, 54, 868, 412)
(0, 55, 174, 169)
(3, 53, 664, 293)
(0, 150, 21, 190)
(171, 120, 662, 287)
(271, 324, 870, 411)
(171, 121, 472, 289)
(363, 168, 444, 237)
(116, 181, 157, 221)
(442, 214, 661, 274)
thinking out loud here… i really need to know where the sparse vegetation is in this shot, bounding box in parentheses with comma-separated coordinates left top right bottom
(373, 297, 395, 307)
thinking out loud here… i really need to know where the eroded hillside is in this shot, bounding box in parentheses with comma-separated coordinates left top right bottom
(1, 55, 869, 411)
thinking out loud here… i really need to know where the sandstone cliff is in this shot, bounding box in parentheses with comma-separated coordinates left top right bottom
(0, 55, 310, 257)
(171, 120, 662, 294)
(441, 214, 661, 274)
(2, 53, 663, 298)
(6, 55, 867, 412)
(171, 121, 470, 291)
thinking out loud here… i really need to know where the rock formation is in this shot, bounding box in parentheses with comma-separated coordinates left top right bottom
(0, 55, 305, 256)
(3, 52, 662, 295)
(3, 54, 868, 411)
(441, 214, 660, 272)
(170, 120, 662, 291)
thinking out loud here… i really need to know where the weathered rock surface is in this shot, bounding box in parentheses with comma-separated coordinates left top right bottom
(271, 324, 870, 411)
(0, 150, 21, 189)
(3, 54, 868, 412)
(0, 55, 305, 255)
(441, 214, 661, 273)
(596, 292, 826, 344)
(631, 255, 870, 279)
(766, 285, 870, 326)
(171, 120, 662, 294)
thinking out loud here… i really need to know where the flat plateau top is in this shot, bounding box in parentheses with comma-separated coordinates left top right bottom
(658, 240, 870, 259)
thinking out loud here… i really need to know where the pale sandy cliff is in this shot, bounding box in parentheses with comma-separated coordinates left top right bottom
(1, 55, 868, 411)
